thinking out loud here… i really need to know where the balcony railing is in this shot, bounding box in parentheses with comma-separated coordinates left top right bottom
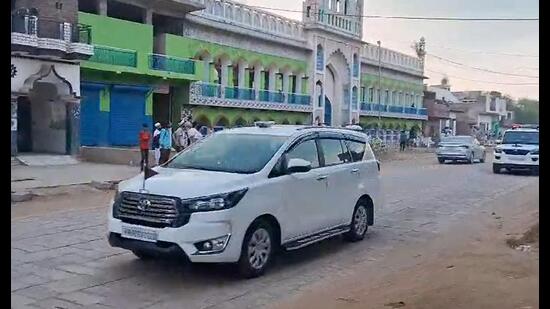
(88, 45, 137, 67)
(11, 15, 91, 44)
(193, 83, 311, 106)
(149, 54, 195, 75)
(225, 87, 255, 101)
(259, 90, 285, 103)
(200, 83, 221, 97)
(288, 93, 312, 105)
(360, 103, 427, 116)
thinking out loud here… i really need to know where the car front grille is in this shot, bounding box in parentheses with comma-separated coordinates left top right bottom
(503, 149, 530, 155)
(114, 192, 189, 228)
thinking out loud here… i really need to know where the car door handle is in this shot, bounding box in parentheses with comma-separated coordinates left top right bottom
(351, 169, 359, 174)
(316, 175, 328, 181)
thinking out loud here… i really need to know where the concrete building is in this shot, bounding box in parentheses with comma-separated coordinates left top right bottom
(451, 90, 514, 138)
(14, 0, 428, 154)
(11, 0, 94, 156)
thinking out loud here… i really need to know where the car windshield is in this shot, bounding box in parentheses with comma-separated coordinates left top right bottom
(441, 136, 472, 144)
(165, 133, 287, 174)
(502, 131, 539, 145)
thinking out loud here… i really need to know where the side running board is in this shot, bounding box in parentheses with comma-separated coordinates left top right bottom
(283, 225, 351, 251)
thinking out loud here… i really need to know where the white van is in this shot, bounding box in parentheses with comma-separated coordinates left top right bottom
(108, 123, 382, 277)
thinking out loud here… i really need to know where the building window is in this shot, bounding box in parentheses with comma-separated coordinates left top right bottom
(384, 90, 389, 104)
(360, 87, 366, 102)
(316, 44, 324, 71)
(368, 87, 374, 103)
(392, 91, 397, 105)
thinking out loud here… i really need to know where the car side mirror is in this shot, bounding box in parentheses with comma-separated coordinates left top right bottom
(286, 158, 312, 174)
(496, 140, 502, 145)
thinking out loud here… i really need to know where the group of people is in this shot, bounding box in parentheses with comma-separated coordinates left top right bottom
(138, 120, 210, 171)
(399, 129, 417, 152)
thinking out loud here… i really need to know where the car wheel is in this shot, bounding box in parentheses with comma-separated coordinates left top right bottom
(237, 220, 274, 278)
(132, 250, 155, 260)
(438, 158, 445, 164)
(469, 152, 475, 164)
(493, 164, 501, 174)
(532, 167, 539, 176)
(344, 203, 369, 242)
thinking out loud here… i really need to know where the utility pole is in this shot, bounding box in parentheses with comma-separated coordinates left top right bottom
(377, 40, 382, 135)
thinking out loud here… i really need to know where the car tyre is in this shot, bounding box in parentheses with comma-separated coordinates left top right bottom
(438, 158, 445, 164)
(532, 167, 539, 176)
(344, 203, 369, 242)
(237, 220, 274, 278)
(493, 164, 501, 174)
(469, 152, 475, 164)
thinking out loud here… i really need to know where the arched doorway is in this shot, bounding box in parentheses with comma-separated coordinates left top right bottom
(234, 117, 247, 127)
(18, 65, 79, 154)
(215, 116, 230, 127)
(324, 50, 350, 126)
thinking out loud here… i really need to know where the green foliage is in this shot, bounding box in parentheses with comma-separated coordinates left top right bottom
(513, 98, 539, 124)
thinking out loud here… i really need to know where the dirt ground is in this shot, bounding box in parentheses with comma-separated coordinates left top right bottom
(276, 185, 539, 309)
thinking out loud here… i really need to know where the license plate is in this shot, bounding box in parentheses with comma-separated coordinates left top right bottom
(509, 156, 525, 161)
(121, 225, 158, 243)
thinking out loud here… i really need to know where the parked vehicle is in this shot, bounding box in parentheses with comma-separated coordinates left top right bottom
(108, 122, 382, 278)
(493, 128, 539, 175)
(436, 135, 486, 164)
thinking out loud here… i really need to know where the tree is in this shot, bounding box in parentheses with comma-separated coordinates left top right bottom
(513, 98, 539, 124)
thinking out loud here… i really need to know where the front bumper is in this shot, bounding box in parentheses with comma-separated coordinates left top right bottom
(493, 153, 539, 167)
(108, 211, 243, 263)
(437, 152, 468, 160)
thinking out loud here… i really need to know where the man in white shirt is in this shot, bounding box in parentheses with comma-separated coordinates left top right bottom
(173, 120, 189, 152)
(185, 121, 203, 145)
(152, 122, 162, 165)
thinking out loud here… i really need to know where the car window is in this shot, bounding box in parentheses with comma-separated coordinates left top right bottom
(319, 139, 347, 166)
(286, 139, 320, 168)
(346, 140, 366, 162)
(166, 133, 286, 174)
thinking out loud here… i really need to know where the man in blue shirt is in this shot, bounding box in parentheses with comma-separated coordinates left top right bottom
(158, 122, 172, 164)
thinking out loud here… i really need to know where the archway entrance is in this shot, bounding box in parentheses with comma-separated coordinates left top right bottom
(323, 50, 351, 127)
(16, 65, 80, 155)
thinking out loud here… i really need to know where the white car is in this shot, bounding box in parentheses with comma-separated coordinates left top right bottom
(108, 123, 382, 277)
(493, 128, 539, 175)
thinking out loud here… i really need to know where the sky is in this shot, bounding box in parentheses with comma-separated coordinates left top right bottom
(239, 0, 539, 100)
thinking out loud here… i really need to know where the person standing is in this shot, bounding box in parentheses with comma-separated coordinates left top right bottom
(399, 130, 407, 152)
(173, 120, 189, 152)
(185, 121, 203, 145)
(152, 122, 162, 165)
(158, 122, 172, 165)
(138, 123, 151, 171)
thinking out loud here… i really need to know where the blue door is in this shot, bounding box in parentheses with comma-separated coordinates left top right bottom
(109, 85, 151, 146)
(80, 83, 108, 146)
(324, 96, 332, 126)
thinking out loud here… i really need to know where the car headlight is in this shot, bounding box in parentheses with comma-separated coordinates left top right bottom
(531, 149, 539, 155)
(494, 148, 502, 154)
(185, 188, 248, 212)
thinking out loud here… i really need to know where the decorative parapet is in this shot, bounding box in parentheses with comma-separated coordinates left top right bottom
(361, 43, 424, 76)
(191, 0, 305, 40)
(190, 82, 313, 112)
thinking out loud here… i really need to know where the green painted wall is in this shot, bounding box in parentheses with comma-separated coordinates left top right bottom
(361, 73, 423, 93)
(187, 106, 310, 127)
(163, 34, 308, 75)
(359, 116, 422, 130)
(78, 12, 200, 81)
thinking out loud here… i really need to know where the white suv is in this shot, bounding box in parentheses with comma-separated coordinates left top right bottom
(493, 128, 539, 175)
(108, 123, 382, 277)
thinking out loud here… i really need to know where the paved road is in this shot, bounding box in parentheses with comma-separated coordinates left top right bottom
(11, 157, 538, 308)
